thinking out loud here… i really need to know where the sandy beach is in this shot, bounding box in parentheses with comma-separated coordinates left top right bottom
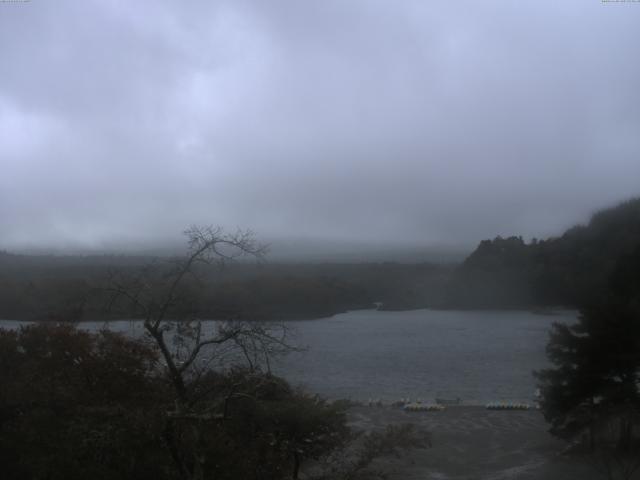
(347, 406, 601, 480)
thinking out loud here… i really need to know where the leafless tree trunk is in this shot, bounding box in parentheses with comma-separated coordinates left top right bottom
(104, 225, 297, 480)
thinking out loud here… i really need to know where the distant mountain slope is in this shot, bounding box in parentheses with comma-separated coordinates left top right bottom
(0, 252, 452, 321)
(447, 197, 640, 308)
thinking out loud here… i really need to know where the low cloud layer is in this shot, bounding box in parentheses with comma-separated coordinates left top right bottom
(1, 0, 639, 253)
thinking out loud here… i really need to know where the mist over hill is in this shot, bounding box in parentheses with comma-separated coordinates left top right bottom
(2, 196, 640, 320)
(446, 197, 640, 309)
(0, 251, 453, 321)
(7, 237, 467, 265)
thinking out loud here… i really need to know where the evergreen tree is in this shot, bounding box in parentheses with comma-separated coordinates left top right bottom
(535, 246, 640, 449)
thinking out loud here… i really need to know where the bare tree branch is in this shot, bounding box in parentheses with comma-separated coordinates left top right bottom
(100, 226, 293, 480)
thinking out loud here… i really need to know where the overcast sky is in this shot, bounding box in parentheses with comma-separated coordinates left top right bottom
(1, 0, 639, 254)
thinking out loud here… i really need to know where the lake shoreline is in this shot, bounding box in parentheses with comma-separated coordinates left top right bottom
(1, 309, 578, 404)
(0, 306, 579, 325)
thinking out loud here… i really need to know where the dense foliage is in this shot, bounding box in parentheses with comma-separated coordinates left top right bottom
(447, 198, 640, 308)
(0, 323, 426, 480)
(534, 246, 640, 450)
(0, 324, 168, 479)
(0, 255, 451, 321)
(0, 324, 350, 479)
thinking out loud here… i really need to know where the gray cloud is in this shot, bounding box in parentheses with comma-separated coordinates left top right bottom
(1, 0, 639, 253)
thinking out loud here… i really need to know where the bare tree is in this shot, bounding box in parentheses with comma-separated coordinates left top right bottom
(104, 226, 297, 480)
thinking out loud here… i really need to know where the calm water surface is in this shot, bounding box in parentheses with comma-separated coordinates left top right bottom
(273, 309, 577, 403)
(1, 309, 576, 404)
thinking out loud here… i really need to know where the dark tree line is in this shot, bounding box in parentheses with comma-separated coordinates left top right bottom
(0, 251, 451, 322)
(535, 245, 640, 478)
(447, 198, 640, 309)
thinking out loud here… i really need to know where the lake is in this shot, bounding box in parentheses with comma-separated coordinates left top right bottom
(0, 309, 577, 404)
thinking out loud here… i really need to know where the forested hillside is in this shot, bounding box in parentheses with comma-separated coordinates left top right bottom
(447, 198, 640, 308)
(4, 197, 639, 318)
(0, 253, 451, 321)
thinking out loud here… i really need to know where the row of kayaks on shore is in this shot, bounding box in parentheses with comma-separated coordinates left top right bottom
(366, 398, 537, 411)
(485, 402, 533, 410)
(402, 402, 534, 412)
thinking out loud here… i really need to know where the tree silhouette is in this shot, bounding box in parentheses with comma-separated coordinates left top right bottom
(104, 226, 299, 480)
(535, 245, 640, 474)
